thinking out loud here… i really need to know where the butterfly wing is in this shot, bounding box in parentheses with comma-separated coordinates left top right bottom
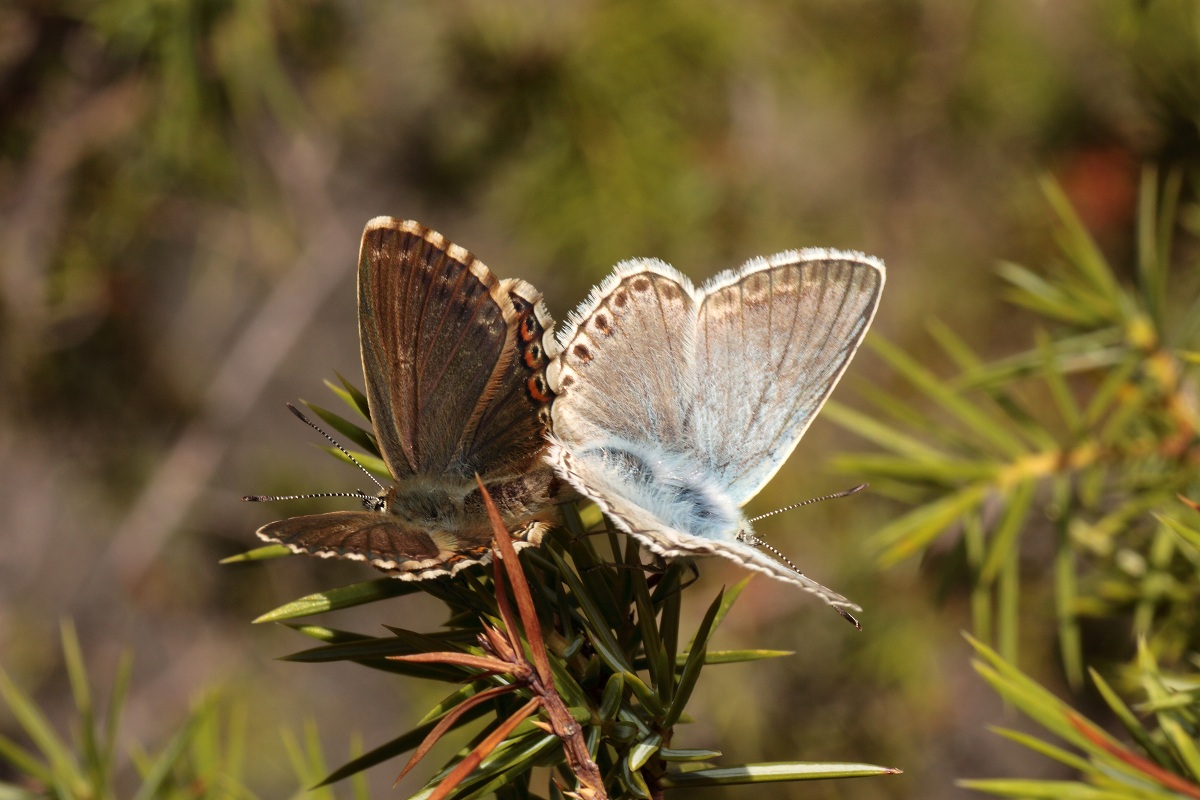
(693, 251, 884, 506)
(257, 510, 550, 580)
(548, 249, 883, 616)
(548, 259, 700, 454)
(460, 278, 557, 477)
(358, 218, 553, 481)
(550, 445, 862, 614)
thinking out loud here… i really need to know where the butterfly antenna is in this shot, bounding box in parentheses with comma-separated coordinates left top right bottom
(244, 490, 375, 503)
(285, 402, 386, 491)
(747, 483, 867, 524)
(242, 402, 387, 504)
(740, 533, 801, 573)
(741, 532, 862, 629)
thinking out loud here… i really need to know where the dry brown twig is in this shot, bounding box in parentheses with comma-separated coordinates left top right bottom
(387, 476, 607, 800)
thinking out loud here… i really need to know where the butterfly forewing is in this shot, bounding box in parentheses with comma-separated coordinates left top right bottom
(358, 220, 516, 479)
(551, 261, 699, 452)
(694, 254, 884, 505)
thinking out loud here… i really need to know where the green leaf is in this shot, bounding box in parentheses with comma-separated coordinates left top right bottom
(660, 747, 722, 762)
(254, 578, 423, 622)
(664, 589, 722, 728)
(0, 668, 84, 791)
(628, 546, 669, 703)
(331, 374, 372, 422)
(620, 750, 652, 798)
(0, 731, 52, 786)
(628, 732, 662, 771)
(220, 543, 293, 563)
(869, 336, 1027, 459)
(957, 778, 1128, 798)
(444, 732, 560, 800)
(987, 727, 1093, 773)
(1155, 512, 1200, 555)
(317, 701, 495, 787)
(1088, 669, 1172, 771)
(302, 400, 377, 454)
(599, 674, 625, 722)
(980, 479, 1034, 585)
(673, 649, 792, 666)
(132, 696, 217, 800)
(822, 401, 949, 464)
(659, 761, 901, 787)
(870, 484, 989, 565)
(1040, 176, 1127, 320)
(321, 445, 390, 481)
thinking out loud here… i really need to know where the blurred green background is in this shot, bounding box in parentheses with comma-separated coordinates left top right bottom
(2, 0, 1197, 797)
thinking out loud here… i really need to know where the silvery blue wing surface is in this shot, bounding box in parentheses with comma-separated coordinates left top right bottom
(546, 249, 884, 620)
(255, 218, 564, 579)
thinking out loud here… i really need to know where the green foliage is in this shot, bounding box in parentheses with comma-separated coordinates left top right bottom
(0, 623, 226, 799)
(960, 636, 1200, 800)
(0, 623, 370, 799)
(243, 379, 898, 798)
(828, 168, 1200, 682)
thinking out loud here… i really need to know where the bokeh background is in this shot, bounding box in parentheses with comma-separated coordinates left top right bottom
(2, 1, 1197, 797)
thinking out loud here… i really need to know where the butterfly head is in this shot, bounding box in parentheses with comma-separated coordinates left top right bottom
(361, 490, 389, 513)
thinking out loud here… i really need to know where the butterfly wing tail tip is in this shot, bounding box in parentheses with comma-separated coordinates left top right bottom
(836, 606, 862, 630)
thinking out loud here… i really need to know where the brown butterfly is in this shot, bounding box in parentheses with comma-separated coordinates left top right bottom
(249, 218, 566, 579)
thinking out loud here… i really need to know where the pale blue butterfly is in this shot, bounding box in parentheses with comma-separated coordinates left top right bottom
(545, 249, 884, 625)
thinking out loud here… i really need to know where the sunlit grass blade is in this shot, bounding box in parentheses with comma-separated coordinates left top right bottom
(997, 262, 1090, 325)
(1088, 669, 1172, 770)
(996, 548, 1019, 666)
(870, 484, 988, 565)
(959, 328, 1127, 388)
(822, 401, 954, 464)
(331, 373, 372, 421)
(254, 578, 423, 622)
(869, 336, 1027, 459)
(659, 761, 902, 787)
(1054, 525, 1082, 689)
(1040, 176, 1127, 318)
(221, 543, 292, 563)
(956, 777, 1110, 798)
(980, 479, 1033, 585)
(302, 400, 376, 454)
(320, 445, 390, 481)
(58, 622, 102, 789)
(129, 695, 212, 800)
(660, 747, 721, 762)
(0, 668, 84, 791)
(987, 727, 1092, 773)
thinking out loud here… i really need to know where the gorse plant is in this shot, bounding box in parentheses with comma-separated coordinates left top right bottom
(960, 636, 1200, 800)
(827, 168, 1200, 683)
(236, 379, 899, 799)
(823, 167, 1200, 797)
(0, 623, 351, 800)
